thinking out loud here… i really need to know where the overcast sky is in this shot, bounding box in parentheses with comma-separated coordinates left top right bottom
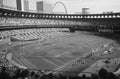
(2, 0, 120, 14)
(28, 0, 120, 14)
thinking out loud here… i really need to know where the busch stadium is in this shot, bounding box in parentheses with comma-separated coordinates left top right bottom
(0, 0, 120, 79)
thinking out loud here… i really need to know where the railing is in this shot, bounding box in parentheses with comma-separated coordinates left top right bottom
(0, 8, 120, 19)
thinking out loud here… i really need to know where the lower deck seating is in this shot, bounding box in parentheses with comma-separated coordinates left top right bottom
(0, 28, 70, 41)
(0, 52, 12, 69)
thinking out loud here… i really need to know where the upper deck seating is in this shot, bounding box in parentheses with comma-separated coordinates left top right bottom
(0, 17, 80, 26)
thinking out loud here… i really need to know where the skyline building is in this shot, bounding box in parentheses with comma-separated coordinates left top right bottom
(74, 12, 82, 14)
(24, 0, 29, 11)
(16, 0, 22, 10)
(44, 1, 52, 13)
(0, 0, 3, 7)
(36, 1, 43, 13)
(0, 0, 29, 11)
(36, 1, 52, 13)
(82, 8, 90, 14)
(0, 0, 16, 10)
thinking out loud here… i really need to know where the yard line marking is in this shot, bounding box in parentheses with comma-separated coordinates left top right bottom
(27, 47, 60, 67)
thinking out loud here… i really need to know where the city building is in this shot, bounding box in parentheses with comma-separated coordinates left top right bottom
(102, 11, 113, 14)
(0, 0, 28, 11)
(36, 1, 43, 13)
(0, 0, 17, 10)
(36, 1, 52, 13)
(74, 12, 82, 15)
(44, 1, 52, 13)
(0, 0, 3, 7)
(24, 0, 29, 11)
(82, 8, 90, 14)
(16, 0, 22, 10)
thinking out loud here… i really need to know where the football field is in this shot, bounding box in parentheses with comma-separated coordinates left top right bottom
(4, 31, 120, 76)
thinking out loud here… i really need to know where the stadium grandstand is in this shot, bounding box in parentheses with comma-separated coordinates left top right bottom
(0, 6, 120, 79)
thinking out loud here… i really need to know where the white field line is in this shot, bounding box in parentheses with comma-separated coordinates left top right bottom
(53, 40, 114, 73)
(47, 56, 64, 65)
(10, 48, 37, 69)
(26, 47, 60, 67)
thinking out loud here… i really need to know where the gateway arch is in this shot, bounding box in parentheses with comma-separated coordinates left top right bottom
(52, 1, 68, 14)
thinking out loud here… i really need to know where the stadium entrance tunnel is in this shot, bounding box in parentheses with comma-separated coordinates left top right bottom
(69, 27, 75, 32)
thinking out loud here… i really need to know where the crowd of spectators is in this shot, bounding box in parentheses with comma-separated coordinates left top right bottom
(0, 28, 70, 41)
(0, 66, 119, 79)
(0, 47, 119, 79)
(0, 28, 119, 79)
(0, 51, 12, 69)
(61, 42, 115, 71)
(0, 17, 81, 26)
(0, 11, 120, 79)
